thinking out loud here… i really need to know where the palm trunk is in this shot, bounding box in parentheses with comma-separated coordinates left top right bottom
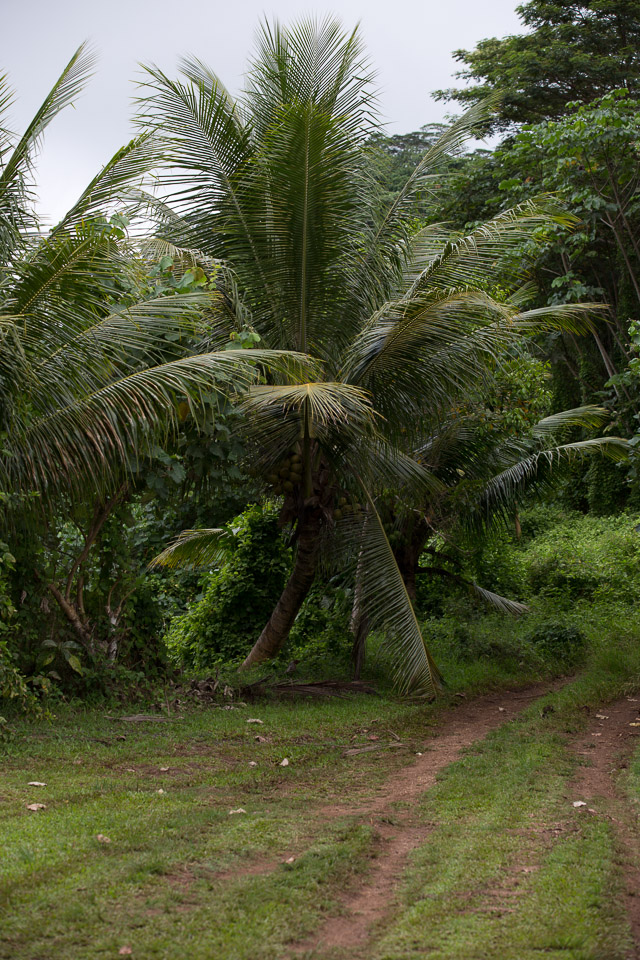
(242, 510, 322, 667)
(351, 612, 369, 681)
(393, 518, 429, 603)
(350, 540, 368, 680)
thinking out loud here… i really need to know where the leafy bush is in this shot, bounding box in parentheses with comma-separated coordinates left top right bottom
(472, 508, 640, 607)
(287, 579, 353, 670)
(0, 642, 42, 719)
(519, 511, 640, 605)
(163, 502, 292, 668)
(524, 620, 587, 667)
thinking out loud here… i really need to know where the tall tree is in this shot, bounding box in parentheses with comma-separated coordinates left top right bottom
(436, 0, 640, 130)
(0, 46, 294, 653)
(145, 18, 617, 695)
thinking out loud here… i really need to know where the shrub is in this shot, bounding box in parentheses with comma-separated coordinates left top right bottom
(163, 502, 292, 668)
(524, 620, 587, 667)
(287, 579, 353, 670)
(0, 641, 42, 719)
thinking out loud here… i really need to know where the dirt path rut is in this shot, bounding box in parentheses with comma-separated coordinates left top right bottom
(291, 680, 564, 957)
(569, 696, 640, 960)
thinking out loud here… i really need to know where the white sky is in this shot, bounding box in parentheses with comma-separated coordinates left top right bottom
(2, 0, 523, 223)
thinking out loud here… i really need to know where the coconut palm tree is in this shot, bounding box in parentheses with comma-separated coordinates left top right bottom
(0, 44, 302, 650)
(0, 45, 300, 503)
(144, 18, 622, 696)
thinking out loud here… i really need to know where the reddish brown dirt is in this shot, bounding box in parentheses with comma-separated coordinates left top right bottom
(568, 697, 640, 960)
(290, 680, 565, 956)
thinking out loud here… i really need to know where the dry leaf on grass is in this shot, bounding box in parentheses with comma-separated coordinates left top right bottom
(27, 781, 46, 787)
(280, 758, 289, 767)
(118, 947, 133, 956)
(572, 801, 587, 808)
(254, 735, 268, 742)
(246, 718, 264, 724)
(229, 808, 246, 815)
(159, 766, 169, 772)
(26, 803, 46, 812)
(96, 834, 111, 843)
(248, 761, 258, 767)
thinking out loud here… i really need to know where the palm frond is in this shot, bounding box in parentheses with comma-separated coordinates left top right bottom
(0, 44, 95, 206)
(6, 348, 308, 500)
(424, 564, 527, 615)
(52, 134, 156, 234)
(242, 381, 373, 426)
(473, 436, 629, 528)
(531, 405, 611, 437)
(403, 197, 577, 294)
(150, 528, 228, 570)
(350, 98, 498, 312)
(355, 493, 442, 697)
(344, 289, 599, 430)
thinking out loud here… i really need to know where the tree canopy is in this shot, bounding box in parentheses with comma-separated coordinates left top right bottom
(436, 0, 640, 130)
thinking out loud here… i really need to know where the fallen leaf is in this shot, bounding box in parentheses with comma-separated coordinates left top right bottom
(229, 808, 246, 815)
(284, 856, 296, 864)
(72, 759, 82, 765)
(498, 707, 506, 712)
(159, 767, 169, 772)
(247, 718, 264, 725)
(280, 758, 289, 767)
(96, 834, 111, 843)
(27, 781, 46, 787)
(367, 735, 379, 741)
(248, 761, 258, 767)
(254, 735, 268, 742)
(118, 948, 133, 956)
(416, 752, 423, 756)
(595, 714, 609, 720)
(26, 803, 46, 812)
(156, 789, 165, 795)
(588, 808, 596, 813)
(630, 722, 640, 727)
(572, 801, 587, 808)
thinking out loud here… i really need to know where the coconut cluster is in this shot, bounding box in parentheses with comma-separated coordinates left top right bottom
(333, 495, 363, 520)
(266, 452, 304, 495)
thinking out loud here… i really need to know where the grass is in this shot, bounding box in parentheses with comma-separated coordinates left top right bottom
(373, 643, 640, 960)
(0, 694, 447, 960)
(1, 633, 640, 959)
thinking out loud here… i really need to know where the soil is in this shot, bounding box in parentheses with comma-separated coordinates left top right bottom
(290, 679, 566, 957)
(568, 696, 640, 960)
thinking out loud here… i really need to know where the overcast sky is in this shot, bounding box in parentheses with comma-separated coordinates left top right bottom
(3, 0, 523, 223)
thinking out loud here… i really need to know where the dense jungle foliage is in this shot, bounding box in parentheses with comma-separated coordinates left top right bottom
(2, 4, 640, 724)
